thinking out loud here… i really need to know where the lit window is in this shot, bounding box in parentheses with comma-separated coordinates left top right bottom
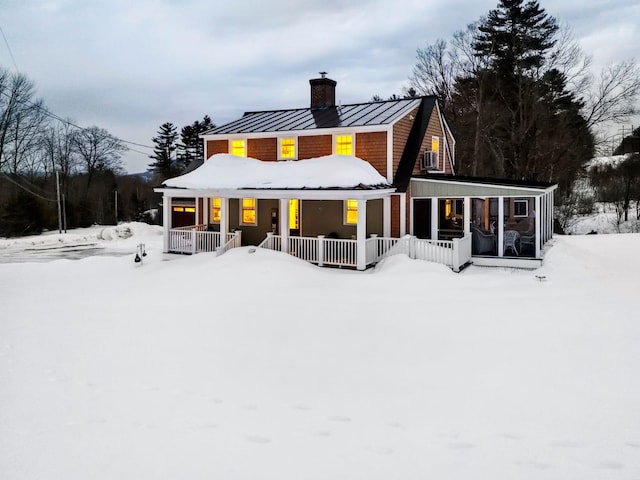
(211, 198, 221, 223)
(289, 199, 299, 230)
(280, 138, 296, 160)
(335, 135, 353, 155)
(231, 139, 246, 157)
(184, 207, 195, 213)
(431, 136, 440, 155)
(173, 207, 184, 212)
(241, 198, 257, 225)
(345, 199, 358, 225)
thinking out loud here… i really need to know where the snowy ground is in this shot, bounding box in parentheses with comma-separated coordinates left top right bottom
(1, 222, 639, 479)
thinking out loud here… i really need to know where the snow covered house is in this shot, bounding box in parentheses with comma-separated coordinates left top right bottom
(155, 75, 556, 270)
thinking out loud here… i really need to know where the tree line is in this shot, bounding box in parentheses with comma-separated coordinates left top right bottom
(404, 0, 639, 199)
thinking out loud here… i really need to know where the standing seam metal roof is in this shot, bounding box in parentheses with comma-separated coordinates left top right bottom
(204, 98, 424, 135)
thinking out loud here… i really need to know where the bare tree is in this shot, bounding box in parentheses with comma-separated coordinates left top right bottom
(0, 68, 48, 173)
(73, 126, 126, 187)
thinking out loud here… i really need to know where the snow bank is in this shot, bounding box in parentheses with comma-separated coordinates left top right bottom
(162, 153, 390, 189)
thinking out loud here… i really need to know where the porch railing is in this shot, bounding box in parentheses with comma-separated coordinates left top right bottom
(258, 232, 471, 272)
(168, 225, 241, 255)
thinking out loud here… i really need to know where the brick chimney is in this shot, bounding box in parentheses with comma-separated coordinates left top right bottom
(310, 73, 337, 110)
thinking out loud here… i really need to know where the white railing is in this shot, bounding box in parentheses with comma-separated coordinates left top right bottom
(216, 231, 242, 256)
(168, 226, 242, 255)
(258, 233, 471, 271)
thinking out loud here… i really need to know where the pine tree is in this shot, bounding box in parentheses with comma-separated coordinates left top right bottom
(148, 122, 178, 181)
(176, 115, 215, 170)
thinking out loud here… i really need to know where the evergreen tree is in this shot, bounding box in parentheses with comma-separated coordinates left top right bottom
(176, 115, 214, 170)
(148, 122, 178, 181)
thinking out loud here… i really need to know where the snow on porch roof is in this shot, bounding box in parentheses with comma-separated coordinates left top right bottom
(162, 154, 390, 190)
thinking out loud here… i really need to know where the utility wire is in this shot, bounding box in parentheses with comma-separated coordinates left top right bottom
(0, 172, 56, 202)
(0, 23, 19, 71)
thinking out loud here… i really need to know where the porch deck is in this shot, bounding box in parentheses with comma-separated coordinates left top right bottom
(167, 225, 471, 272)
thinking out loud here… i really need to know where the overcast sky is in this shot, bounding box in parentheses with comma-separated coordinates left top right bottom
(2, 0, 639, 173)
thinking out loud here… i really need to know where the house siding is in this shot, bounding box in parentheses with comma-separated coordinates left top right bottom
(355, 131, 387, 177)
(392, 107, 418, 174)
(248, 138, 277, 161)
(412, 108, 451, 175)
(206, 140, 228, 158)
(298, 135, 332, 159)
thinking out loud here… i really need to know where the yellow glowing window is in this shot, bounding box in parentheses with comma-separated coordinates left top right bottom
(336, 135, 353, 155)
(241, 198, 256, 225)
(173, 207, 184, 212)
(289, 199, 299, 229)
(431, 136, 440, 154)
(184, 207, 196, 213)
(345, 199, 358, 225)
(211, 198, 221, 222)
(280, 138, 296, 159)
(231, 139, 246, 157)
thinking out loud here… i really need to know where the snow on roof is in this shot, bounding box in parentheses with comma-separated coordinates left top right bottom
(162, 154, 390, 190)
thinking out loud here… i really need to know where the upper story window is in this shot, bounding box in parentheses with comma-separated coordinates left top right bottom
(335, 134, 354, 156)
(230, 139, 246, 157)
(431, 136, 440, 156)
(279, 137, 296, 160)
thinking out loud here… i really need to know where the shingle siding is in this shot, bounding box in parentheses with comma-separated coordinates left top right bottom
(355, 131, 387, 177)
(299, 135, 332, 159)
(248, 138, 277, 161)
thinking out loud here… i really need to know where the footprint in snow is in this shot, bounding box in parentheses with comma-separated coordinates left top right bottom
(245, 435, 271, 444)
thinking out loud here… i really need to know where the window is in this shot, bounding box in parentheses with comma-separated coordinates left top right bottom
(289, 199, 299, 229)
(279, 137, 296, 160)
(241, 198, 257, 225)
(335, 134, 353, 155)
(514, 199, 528, 217)
(344, 199, 358, 225)
(173, 206, 195, 213)
(211, 198, 221, 223)
(431, 136, 440, 155)
(231, 139, 246, 157)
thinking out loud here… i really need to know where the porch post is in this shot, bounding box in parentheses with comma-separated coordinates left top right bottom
(431, 197, 438, 240)
(195, 197, 200, 226)
(220, 197, 229, 242)
(203, 197, 209, 227)
(279, 198, 289, 253)
(162, 193, 171, 253)
(497, 196, 504, 257)
(535, 195, 541, 258)
(463, 196, 471, 235)
(383, 197, 391, 237)
(399, 193, 407, 237)
(356, 199, 367, 270)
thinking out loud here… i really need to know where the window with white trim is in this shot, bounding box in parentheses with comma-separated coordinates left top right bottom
(514, 199, 528, 217)
(230, 139, 246, 157)
(211, 198, 221, 223)
(344, 199, 358, 225)
(431, 136, 440, 157)
(240, 198, 257, 225)
(279, 137, 296, 160)
(335, 134, 354, 156)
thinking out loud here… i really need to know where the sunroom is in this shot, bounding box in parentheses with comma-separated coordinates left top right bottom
(410, 176, 557, 268)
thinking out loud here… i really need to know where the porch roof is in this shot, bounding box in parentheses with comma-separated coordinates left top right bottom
(155, 153, 395, 200)
(410, 175, 557, 198)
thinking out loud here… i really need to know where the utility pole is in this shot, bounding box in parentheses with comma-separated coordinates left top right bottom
(56, 170, 62, 234)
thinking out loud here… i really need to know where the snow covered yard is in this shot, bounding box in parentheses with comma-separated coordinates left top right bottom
(1, 224, 639, 479)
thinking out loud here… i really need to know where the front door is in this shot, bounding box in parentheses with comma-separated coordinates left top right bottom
(413, 199, 432, 239)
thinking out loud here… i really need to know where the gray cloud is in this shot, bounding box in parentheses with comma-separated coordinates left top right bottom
(1, 0, 638, 172)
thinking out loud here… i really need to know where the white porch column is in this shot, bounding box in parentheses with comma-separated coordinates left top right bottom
(399, 193, 407, 237)
(195, 197, 200, 226)
(550, 191, 555, 239)
(356, 199, 367, 270)
(498, 196, 504, 257)
(162, 193, 171, 253)
(279, 198, 290, 254)
(464, 196, 471, 235)
(431, 197, 438, 240)
(203, 197, 209, 227)
(383, 197, 391, 237)
(220, 197, 229, 241)
(535, 196, 541, 258)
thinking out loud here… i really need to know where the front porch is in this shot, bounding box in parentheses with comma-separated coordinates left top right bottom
(167, 225, 472, 272)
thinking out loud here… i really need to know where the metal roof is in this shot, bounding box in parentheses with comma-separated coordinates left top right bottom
(204, 98, 423, 135)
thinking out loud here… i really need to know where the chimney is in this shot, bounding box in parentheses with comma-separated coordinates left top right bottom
(310, 72, 337, 110)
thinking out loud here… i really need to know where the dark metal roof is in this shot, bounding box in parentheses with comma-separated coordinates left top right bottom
(204, 98, 423, 135)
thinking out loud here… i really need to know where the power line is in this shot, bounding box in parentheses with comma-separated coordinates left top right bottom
(0, 23, 18, 71)
(0, 172, 56, 202)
